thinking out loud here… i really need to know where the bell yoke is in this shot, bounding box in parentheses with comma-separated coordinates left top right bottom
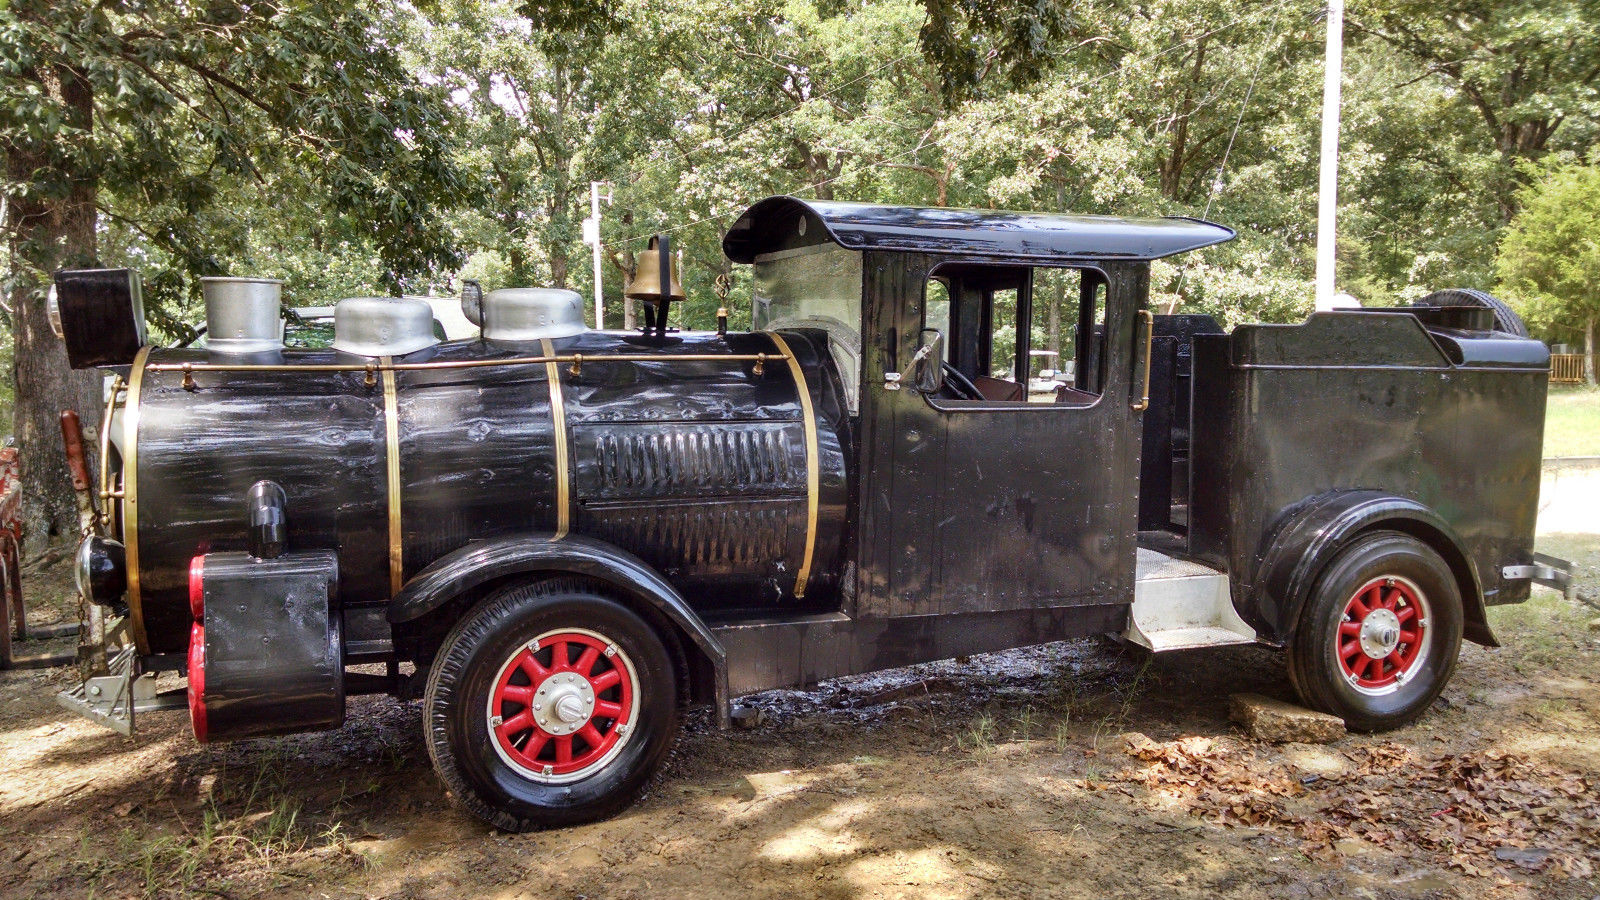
(49, 196, 1559, 830)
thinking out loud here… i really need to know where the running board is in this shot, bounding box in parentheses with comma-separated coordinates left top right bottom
(1126, 548, 1256, 651)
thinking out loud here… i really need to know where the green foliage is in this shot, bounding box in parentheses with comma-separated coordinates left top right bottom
(1495, 156, 1600, 335)
(1352, 0, 1600, 166)
(916, 0, 1078, 103)
(10, 0, 1600, 337)
(2, 0, 472, 328)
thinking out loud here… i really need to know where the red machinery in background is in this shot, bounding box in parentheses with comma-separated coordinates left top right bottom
(0, 409, 98, 671)
(0, 445, 28, 669)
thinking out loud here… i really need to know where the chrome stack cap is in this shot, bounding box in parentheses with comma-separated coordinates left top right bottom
(481, 288, 588, 341)
(332, 297, 439, 357)
(202, 277, 285, 354)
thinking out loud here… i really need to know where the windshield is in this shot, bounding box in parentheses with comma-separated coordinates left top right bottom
(752, 243, 863, 413)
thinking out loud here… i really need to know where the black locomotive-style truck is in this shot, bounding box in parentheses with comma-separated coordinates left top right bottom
(50, 196, 1563, 831)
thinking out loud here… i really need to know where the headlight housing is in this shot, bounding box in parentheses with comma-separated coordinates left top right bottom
(74, 534, 127, 607)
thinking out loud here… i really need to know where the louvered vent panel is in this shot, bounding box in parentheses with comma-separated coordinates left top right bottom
(575, 422, 805, 500)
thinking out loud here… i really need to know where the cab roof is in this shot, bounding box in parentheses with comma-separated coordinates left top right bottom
(722, 196, 1236, 265)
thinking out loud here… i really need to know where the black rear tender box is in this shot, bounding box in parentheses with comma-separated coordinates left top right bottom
(1186, 311, 1549, 638)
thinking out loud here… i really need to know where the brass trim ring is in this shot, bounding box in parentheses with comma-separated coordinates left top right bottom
(123, 346, 152, 654)
(766, 332, 818, 599)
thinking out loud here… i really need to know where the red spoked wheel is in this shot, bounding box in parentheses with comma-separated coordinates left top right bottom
(1289, 532, 1462, 732)
(427, 580, 680, 830)
(1335, 575, 1431, 695)
(486, 628, 640, 783)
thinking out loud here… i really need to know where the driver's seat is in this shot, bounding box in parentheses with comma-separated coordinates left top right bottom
(971, 375, 1025, 402)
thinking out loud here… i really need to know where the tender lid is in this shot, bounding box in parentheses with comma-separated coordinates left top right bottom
(332, 297, 439, 357)
(481, 288, 588, 341)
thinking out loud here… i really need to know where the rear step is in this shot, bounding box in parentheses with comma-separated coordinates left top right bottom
(1126, 547, 1256, 651)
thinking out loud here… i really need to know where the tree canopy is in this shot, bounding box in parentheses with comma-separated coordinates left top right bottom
(1496, 155, 1600, 380)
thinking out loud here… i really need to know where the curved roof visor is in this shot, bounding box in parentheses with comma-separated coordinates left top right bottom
(723, 196, 1236, 264)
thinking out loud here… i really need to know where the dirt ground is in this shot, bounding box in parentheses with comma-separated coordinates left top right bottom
(2, 474, 1597, 899)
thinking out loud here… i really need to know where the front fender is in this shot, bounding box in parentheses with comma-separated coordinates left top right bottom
(1253, 491, 1494, 647)
(390, 533, 729, 724)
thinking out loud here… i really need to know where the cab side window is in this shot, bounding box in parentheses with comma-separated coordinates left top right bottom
(923, 264, 1105, 405)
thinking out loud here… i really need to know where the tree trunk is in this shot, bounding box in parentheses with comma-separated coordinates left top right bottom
(1156, 39, 1206, 202)
(1586, 316, 1595, 387)
(5, 59, 105, 554)
(606, 211, 638, 330)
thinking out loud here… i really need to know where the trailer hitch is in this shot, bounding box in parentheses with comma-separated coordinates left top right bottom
(1501, 552, 1573, 597)
(54, 620, 186, 736)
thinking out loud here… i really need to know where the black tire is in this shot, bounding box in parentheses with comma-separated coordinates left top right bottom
(1416, 288, 1528, 338)
(424, 578, 680, 831)
(1286, 532, 1463, 733)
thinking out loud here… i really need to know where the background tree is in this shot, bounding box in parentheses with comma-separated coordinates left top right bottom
(1495, 156, 1600, 384)
(1, 0, 467, 548)
(1352, 0, 1600, 219)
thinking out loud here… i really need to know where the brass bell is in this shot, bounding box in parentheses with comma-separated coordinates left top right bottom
(625, 236, 685, 301)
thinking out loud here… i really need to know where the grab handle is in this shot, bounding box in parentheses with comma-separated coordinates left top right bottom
(1131, 309, 1154, 411)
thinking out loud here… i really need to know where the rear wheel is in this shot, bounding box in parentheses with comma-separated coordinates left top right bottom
(1287, 532, 1462, 732)
(424, 579, 679, 831)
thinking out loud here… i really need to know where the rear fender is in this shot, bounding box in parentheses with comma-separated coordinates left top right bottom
(390, 533, 730, 725)
(1254, 491, 1494, 648)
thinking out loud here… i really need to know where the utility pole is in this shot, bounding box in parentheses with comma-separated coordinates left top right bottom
(583, 181, 612, 329)
(1314, 0, 1343, 311)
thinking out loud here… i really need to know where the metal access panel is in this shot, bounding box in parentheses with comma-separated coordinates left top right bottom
(196, 550, 343, 742)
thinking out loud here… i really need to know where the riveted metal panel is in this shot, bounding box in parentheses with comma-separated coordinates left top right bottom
(1188, 310, 1548, 643)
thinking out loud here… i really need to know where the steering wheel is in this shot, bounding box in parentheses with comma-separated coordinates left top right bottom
(940, 361, 983, 401)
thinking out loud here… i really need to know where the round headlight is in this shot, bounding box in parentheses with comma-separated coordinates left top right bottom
(47, 283, 64, 339)
(74, 535, 127, 607)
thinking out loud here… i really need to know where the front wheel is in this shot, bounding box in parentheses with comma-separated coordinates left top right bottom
(1287, 532, 1463, 732)
(424, 579, 680, 831)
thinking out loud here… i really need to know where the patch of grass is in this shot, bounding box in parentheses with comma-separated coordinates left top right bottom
(1543, 384, 1600, 458)
(958, 713, 996, 754)
(1087, 657, 1154, 751)
(1490, 587, 1594, 672)
(75, 750, 361, 897)
(1054, 720, 1073, 753)
(1010, 705, 1036, 743)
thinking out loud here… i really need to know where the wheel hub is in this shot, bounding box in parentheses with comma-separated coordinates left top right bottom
(533, 671, 595, 735)
(1358, 607, 1402, 658)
